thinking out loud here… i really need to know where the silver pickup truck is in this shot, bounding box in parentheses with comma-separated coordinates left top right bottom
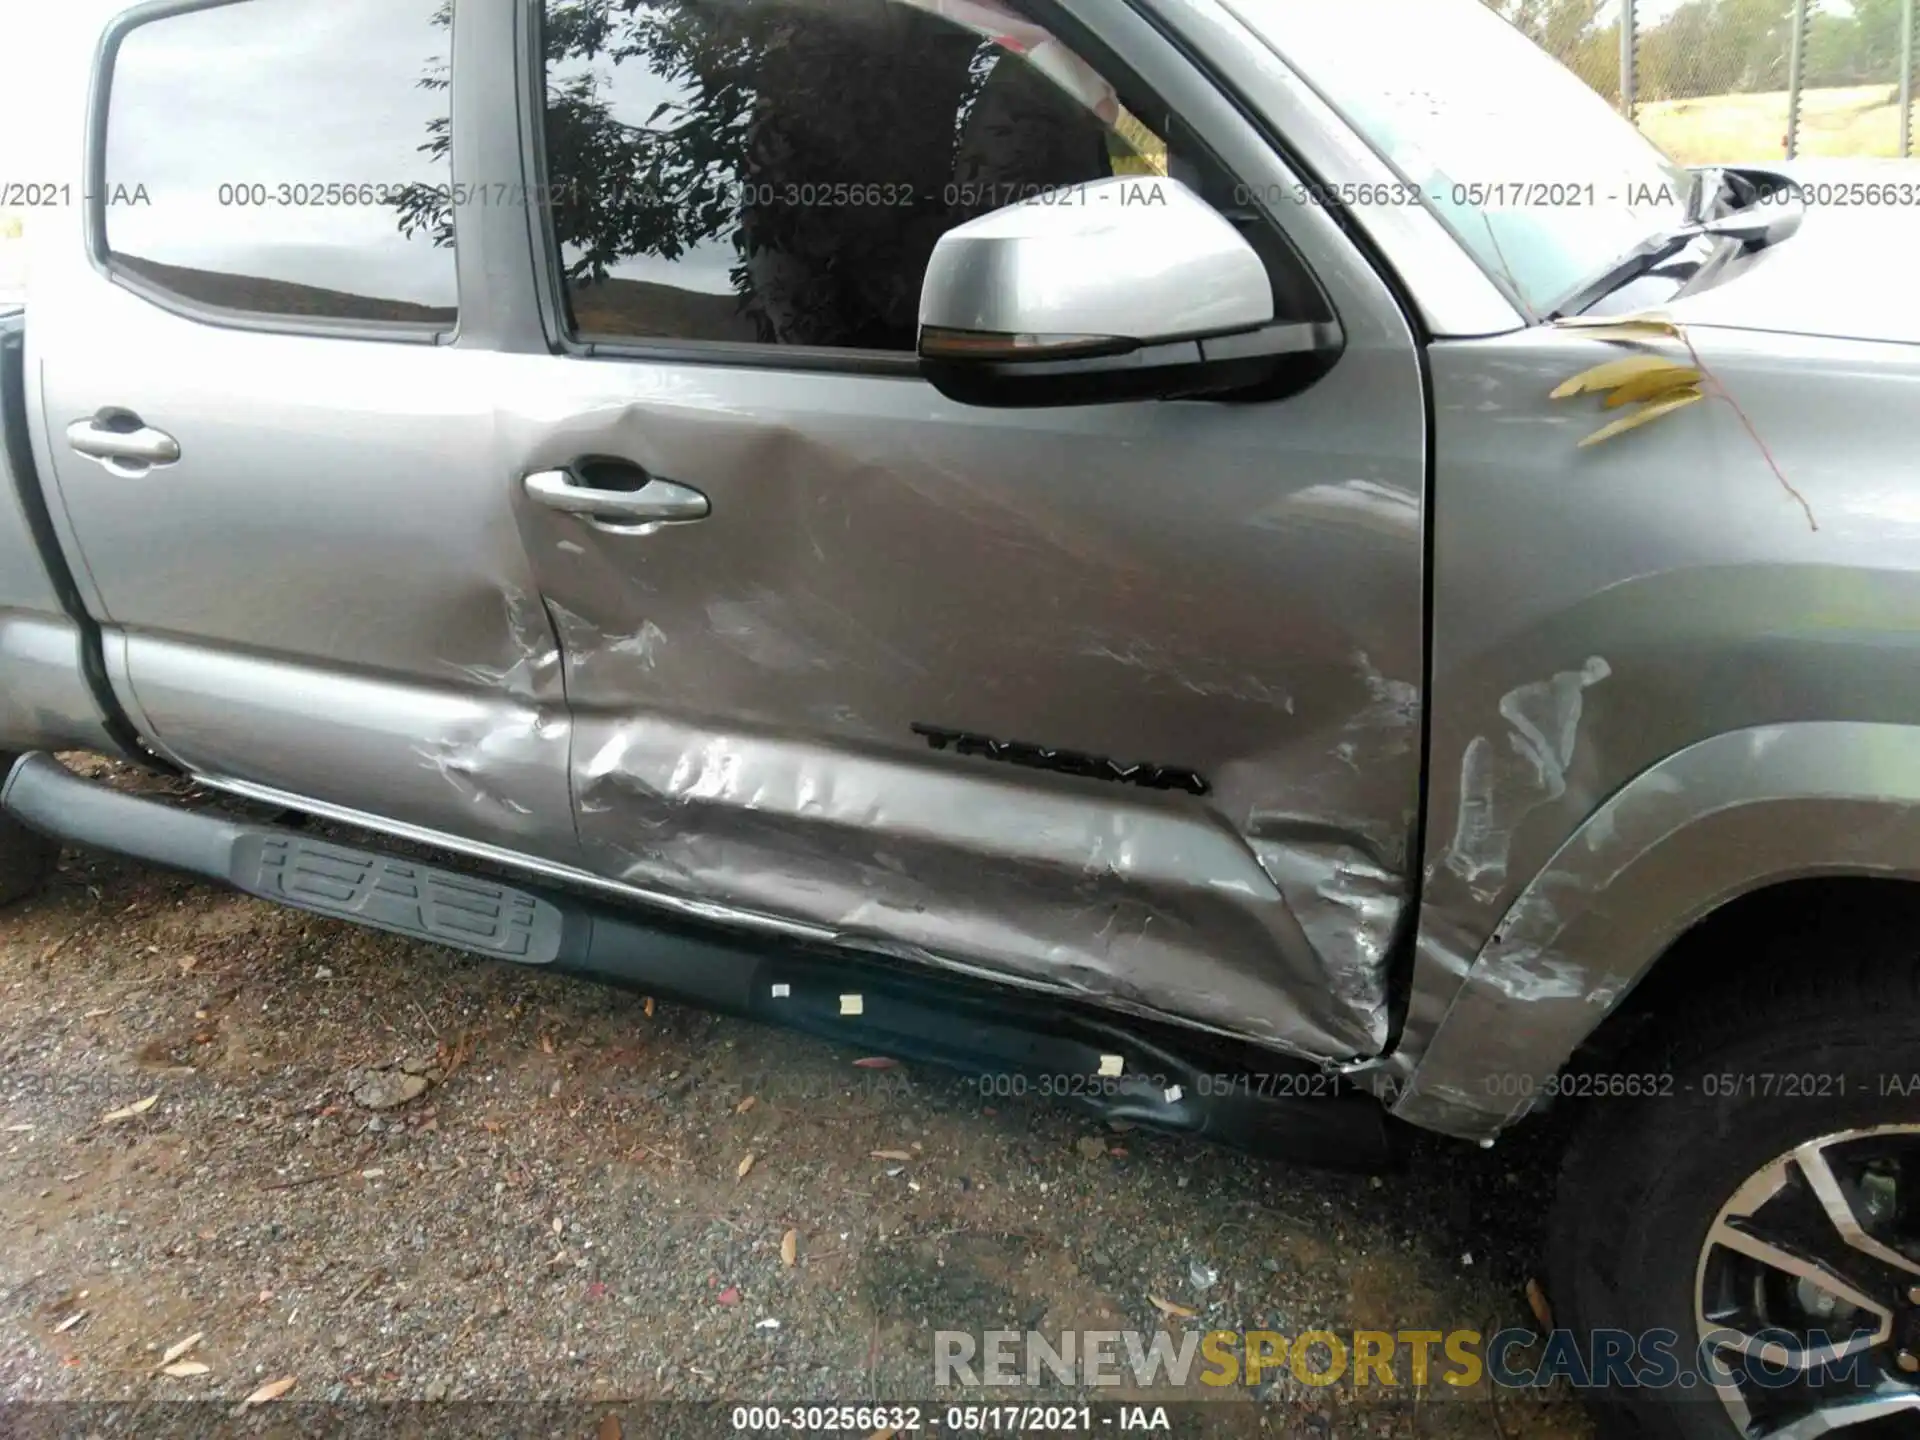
(4, 0, 1919, 1432)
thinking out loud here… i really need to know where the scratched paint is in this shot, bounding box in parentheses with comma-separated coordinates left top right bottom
(1443, 657, 1611, 904)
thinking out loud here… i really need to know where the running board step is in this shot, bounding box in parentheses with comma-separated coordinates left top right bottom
(1, 754, 566, 963)
(2, 753, 1400, 1171)
(246, 834, 565, 962)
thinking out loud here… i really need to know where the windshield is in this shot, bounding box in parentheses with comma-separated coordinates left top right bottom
(1225, 0, 1694, 317)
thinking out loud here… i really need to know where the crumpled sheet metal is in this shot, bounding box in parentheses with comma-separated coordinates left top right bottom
(399, 584, 574, 845)
(495, 345, 1427, 1062)
(570, 706, 1400, 1060)
(127, 579, 578, 859)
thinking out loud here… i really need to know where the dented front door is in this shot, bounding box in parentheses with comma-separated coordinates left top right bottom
(500, 353, 1424, 1058)
(499, 0, 1428, 1060)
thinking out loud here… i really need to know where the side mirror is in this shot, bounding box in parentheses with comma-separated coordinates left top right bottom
(917, 174, 1341, 408)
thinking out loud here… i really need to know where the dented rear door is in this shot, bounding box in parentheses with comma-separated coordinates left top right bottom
(32, 0, 578, 863)
(499, 0, 1428, 1059)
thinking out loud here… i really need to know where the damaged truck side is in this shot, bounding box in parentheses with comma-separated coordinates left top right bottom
(8, 0, 1920, 1433)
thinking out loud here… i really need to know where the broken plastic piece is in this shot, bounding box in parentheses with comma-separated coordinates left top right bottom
(1098, 1054, 1124, 1077)
(770, 983, 790, 998)
(840, 993, 864, 1016)
(1164, 1084, 1183, 1103)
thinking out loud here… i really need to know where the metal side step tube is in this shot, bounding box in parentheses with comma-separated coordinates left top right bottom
(3, 753, 1400, 1171)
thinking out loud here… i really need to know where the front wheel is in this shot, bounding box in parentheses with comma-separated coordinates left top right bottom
(1549, 957, 1920, 1439)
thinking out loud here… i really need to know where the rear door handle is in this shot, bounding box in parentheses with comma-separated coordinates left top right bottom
(523, 465, 710, 530)
(67, 412, 180, 476)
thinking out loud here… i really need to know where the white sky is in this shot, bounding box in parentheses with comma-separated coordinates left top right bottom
(0, 1, 120, 179)
(0, 0, 120, 301)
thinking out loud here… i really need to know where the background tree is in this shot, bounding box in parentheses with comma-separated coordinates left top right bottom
(1489, 0, 1622, 100)
(1493, 0, 1908, 102)
(392, 0, 1059, 347)
(393, 1, 454, 250)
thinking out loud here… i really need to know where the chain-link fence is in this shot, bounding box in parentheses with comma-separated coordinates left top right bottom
(1487, 0, 1917, 163)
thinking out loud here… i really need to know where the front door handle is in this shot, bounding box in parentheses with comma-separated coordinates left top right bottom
(523, 466, 710, 529)
(67, 412, 180, 477)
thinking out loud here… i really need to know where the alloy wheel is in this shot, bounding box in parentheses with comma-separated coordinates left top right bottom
(1695, 1124, 1920, 1437)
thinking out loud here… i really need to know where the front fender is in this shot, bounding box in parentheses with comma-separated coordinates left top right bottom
(1384, 721, 1920, 1140)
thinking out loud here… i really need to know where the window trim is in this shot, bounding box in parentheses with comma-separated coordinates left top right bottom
(86, 0, 460, 346)
(516, 0, 1331, 373)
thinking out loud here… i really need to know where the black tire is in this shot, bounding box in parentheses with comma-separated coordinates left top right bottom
(1549, 946, 1920, 1440)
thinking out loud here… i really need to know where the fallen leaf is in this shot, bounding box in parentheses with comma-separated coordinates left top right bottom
(551, 1216, 564, 1235)
(177, 955, 198, 973)
(1580, 386, 1705, 447)
(161, 1332, 203, 1365)
(1549, 353, 1686, 399)
(53, 1310, 86, 1334)
(160, 1361, 210, 1378)
(735, 1096, 757, 1115)
(1526, 1276, 1555, 1331)
(1148, 1295, 1197, 1319)
(598, 1413, 623, 1440)
(239, 1375, 296, 1408)
(1552, 312, 1681, 341)
(643, 996, 655, 1019)
(539, 1034, 554, 1055)
(102, 1094, 159, 1123)
(1603, 364, 1702, 407)
(716, 1285, 741, 1306)
(870, 1150, 912, 1162)
(737, 1152, 756, 1179)
(780, 1229, 798, 1267)
(870, 1430, 896, 1440)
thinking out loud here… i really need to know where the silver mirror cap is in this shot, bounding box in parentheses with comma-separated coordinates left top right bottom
(918, 174, 1274, 348)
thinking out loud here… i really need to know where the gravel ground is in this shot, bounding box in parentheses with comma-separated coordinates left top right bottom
(0, 758, 1594, 1438)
